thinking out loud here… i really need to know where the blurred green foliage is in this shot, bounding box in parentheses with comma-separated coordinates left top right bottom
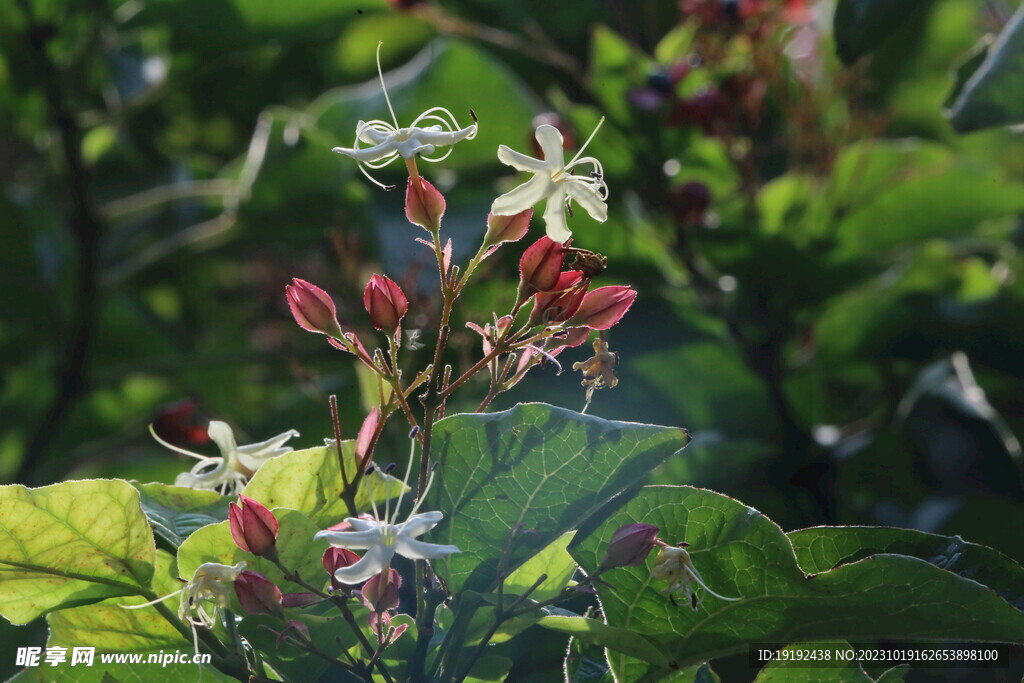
(3, 0, 1024, 679)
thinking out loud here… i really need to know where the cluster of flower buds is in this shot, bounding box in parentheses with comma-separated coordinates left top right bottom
(520, 236, 636, 331)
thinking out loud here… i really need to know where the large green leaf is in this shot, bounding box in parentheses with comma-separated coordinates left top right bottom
(427, 403, 690, 594)
(177, 508, 327, 594)
(47, 550, 190, 653)
(537, 614, 671, 668)
(832, 0, 932, 65)
(787, 525, 1024, 610)
(241, 443, 407, 528)
(571, 486, 1024, 680)
(947, 3, 1024, 132)
(0, 480, 155, 624)
(134, 484, 231, 548)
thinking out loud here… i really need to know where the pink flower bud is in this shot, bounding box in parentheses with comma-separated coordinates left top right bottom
(598, 523, 660, 572)
(360, 568, 401, 613)
(323, 547, 360, 592)
(528, 271, 587, 327)
(406, 177, 446, 232)
(355, 408, 380, 467)
(568, 286, 636, 330)
(281, 592, 320, 608)
(285, 279, 343, 338)
(363, 274, 409, 331)
(518, 236, 566, 297)
(484, 209, 532, 247)
(229, 495, 279, 558)
(234, 570, 283, 617)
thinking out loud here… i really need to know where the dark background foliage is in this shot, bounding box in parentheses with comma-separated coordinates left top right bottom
(2, 0, 1024, 679)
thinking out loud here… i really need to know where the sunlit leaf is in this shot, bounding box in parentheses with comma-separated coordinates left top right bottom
(428, 403, 690, 594)
(0, 480, 155, 624)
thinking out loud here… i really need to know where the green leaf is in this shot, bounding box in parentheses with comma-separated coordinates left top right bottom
(834, 162, 1024, 255)
(465, 655, 513, 682)
(427, 403, 690, 594)
(47, 550, 190, 653)
(833, 0, 932, 65)
(754, 641, 871, 682)
(177, 508, 327, 594)
(241, 444, 407, 528)
(459, 531, 580, 646)
(947, 4, 1024, 132)
(0, 480, 155, 624)
(787, 525, 1024, 610)
(537, 614, 671, 668)
(571, 486, 1024, 680)
(134, 483, 231, 548)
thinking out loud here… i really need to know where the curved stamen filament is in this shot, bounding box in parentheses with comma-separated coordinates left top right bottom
(149, 425, 208, 460)
(376, 42, 400, 130)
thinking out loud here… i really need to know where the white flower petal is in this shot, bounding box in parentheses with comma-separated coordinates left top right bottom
(236, 429, 299, 456)
(332, 140, 401, 163)
(356, 122, 393, 145)
(397, 139, 435, 158)
(396, 511, 443, 538)
(333, 544, 395, 584)
(491, 175, 554, 216)
(207, 421, 237, 458)
(542, 187, 572, 243)
(565, 180, 608, 223)
(414, 123, 477, 148)
(497, 145, 549, 173)
(314, 527, 384, 550)
(534, 124, 566, 165)
(394, 537, 461, 561)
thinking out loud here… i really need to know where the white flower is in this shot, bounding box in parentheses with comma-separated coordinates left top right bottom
(332, 43, 477, 189)
(316, 510, 459, 584)
(123, 561, 246, 654)
(651, 546, 739, 611)
(490, 120, 608, 244)
(151, 421, 299, 496)
(314, 443, 459, 584)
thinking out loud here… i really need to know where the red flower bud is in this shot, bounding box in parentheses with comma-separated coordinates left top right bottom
(234, 570, 283, 617)
(285, 279, 343, 338)
(528, 271, 588, 327)
(519, 236, 567, 297)
(360, 568, 401, 613)
(406, 177, 446, 232)
(323, 547, 360, 592)
(229, 495, 279, 558)
(598, 523, 660, 572)
(484, 209, 532, 248)
(363, 274, 409, 331)
(281, 592, 320, 608)
(567, 286, 636, 330)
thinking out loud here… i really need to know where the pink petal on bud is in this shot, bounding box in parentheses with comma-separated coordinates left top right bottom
(360, 568, 401, 613)
(286, 279, 344, 338)
(569, 286, 637, 330)
(234, 571, 284, 617)
(355, 408, 380, 466)
(528, 271, 587, 327)
(323, 546, 361, 592)
(363, 275, 409, 331)
(406, 177, 446, 231)
(229, 496, 279, 557)
(484, 209, 532, 247)
(282, 592, 320, 608)
(518, 236, 567, 296)
(599, 523, 660, 571)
